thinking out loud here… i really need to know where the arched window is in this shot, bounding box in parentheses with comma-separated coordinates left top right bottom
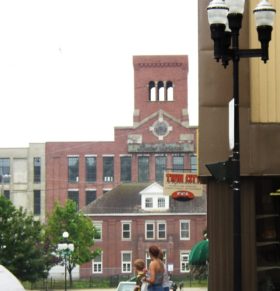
(148, 80, 174, 102)
(149, 81, 156, 101)
(166, 81, 174, 101)
(158, 81, 165, 101)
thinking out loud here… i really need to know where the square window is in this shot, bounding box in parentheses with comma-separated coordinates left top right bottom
(0, 158, 10, 183)
(145, 198, 153, 208)
(68, 157, 79, 183)
(85, 157, 96, 182)
(180, 251, 190, 273)
(122, 222, 131, 240)
(33, 157, 41, 183)
(138, 156, 149, 182)
(145, 222, 155, 240)
(103, 156, 114, 182)
(155, 156, 166, 183)
(121, 156, 132, 182)
(93, 222, 102, 241)
(86, 190, 96, 205)
(172, 156, 184, 172)
(92, 253, 102, 274)
(122, 252, 132, 273)
(158, 198, 166, 208)
(68, 190, 79, 210)
(180, 220, 190, 240)
(33, 190, 41, 215)
(157, 222, 166, 240)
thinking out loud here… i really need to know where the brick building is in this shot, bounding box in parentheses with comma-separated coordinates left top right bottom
(46, 55, 198, 213)
(81, 182, 206, 277)
(45, 55, 206, 278)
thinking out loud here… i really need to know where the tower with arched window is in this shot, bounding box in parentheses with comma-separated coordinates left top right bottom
(133, 55, 189, 126)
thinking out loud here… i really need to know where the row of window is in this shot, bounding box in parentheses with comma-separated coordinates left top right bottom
(145, 196, 167, 209)
(93, 220, 190, 241)
(3, 190, 41, 216)
(67, 190, 171, 211)
(0, 154, 197, 186)
(68, 155, 197, 184)
(4, 189, 95, 215)
(92, 250, 190, 274)
(0, 157, 41, 184)
(3, 179, 190, 215)
(67, 190, 97, 209)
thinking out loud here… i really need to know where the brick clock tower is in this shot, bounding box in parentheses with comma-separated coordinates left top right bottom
(124, 55, 194, 156)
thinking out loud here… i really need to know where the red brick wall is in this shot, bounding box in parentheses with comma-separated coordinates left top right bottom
(80, 214, 206, 277)
(133, 55, 189, 123)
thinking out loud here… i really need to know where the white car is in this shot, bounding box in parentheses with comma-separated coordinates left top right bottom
(116, 281, 136, 291)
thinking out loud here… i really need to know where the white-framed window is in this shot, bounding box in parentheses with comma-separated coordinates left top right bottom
(145, 221, 155, 240)
(68, 189, 79, 210)
(92, 253, 103, 274)
(158, 197, 165, 208)
(180, 251, 190, 273)
(145, 251, 152, 268)
(121, 251, 132, 273)
(122, 221, 131, 240)
(180, 220, 190, 240)
(103, 155, 114, 182)
(145, 220, 167, 240)
(93, 221, 102, 241)
(157, 221, 166, 240)
(145, 249, 167, 267)
(142, 195, 169, 210)
(145, 197, 153, 208)
(161, 250, 167, 263)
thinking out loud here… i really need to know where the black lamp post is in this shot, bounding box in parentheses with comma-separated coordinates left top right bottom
(206, 1, 276, 291)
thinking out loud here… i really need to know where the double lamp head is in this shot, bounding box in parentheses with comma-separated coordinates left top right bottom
(207, 0, 276, 65)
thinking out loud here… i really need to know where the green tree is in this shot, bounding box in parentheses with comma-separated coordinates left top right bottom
(0, 196, 52, 282)
(45, 200, 100, 286)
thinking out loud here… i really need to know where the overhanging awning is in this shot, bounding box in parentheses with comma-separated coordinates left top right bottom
(189, 239, 209, 266)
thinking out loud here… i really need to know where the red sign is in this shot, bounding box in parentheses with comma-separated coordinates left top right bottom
(171, 190, 195, 201)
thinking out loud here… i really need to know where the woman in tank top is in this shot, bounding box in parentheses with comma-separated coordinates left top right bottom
(144, 245, 164, 291)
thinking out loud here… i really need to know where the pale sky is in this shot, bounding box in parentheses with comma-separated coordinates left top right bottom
(0, 0, 198, 147)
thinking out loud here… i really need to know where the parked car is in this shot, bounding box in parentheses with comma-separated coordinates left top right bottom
(170, 280, 177, 291)
(116, 281, 136, 291)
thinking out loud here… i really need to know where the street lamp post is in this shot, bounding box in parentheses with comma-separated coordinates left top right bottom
(57, 231, 74, 291)
(206, 1, 276, 291)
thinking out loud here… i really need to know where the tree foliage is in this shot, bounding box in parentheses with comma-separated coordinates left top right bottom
(0, 196, 52, 282)
(45, 200, 100, 285)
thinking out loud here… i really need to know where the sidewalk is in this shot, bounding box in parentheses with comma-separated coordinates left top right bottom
(27, 288, 207, 291)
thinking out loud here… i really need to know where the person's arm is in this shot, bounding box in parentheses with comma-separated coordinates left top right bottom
(146, 261, 156, 285)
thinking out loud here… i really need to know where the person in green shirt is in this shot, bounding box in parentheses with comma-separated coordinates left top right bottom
(134, 259, 146, 291)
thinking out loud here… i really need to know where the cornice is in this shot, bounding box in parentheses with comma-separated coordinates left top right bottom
(134, 62, 187, 71)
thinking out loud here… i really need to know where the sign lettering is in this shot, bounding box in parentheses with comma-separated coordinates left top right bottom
(163, 171, 204, 197)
